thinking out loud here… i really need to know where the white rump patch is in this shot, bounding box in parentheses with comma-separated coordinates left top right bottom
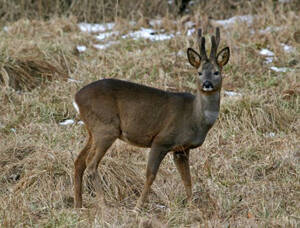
(73, 100, 80, 114)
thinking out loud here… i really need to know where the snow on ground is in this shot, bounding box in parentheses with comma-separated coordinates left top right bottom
(259, 49, 274, 56)
(78, 22, 115, 33)
(122, 28, 174, 41)
(96, 31, 119, 41)
(59, 119, 84, 126)
(264, 57, 274, 64)
(264, 132, 276, 138)
(76, 45, 87, 52)
(258, 48, 293, 73)
(212, 15, 254, 28)
(259, 49, 275, 64)
(78, 22, 175, 51)
(280, 43, 295, 53)
(59, 119, 75, 126)
(270, 66, 290, 73)
(187, 28, 196, 36)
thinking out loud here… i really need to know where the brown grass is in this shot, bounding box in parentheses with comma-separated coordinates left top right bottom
(0, 0, 299, 227)
(1, 0, 299, 24)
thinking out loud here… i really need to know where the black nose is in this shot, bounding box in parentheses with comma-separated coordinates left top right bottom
(202, 81, 214, 90)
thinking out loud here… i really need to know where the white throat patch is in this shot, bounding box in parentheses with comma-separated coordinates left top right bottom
(204, 110, 219, 124)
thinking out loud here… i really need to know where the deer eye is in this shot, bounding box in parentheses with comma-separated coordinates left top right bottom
(198, 72, 202, 76)
(214, 71, 219, 75)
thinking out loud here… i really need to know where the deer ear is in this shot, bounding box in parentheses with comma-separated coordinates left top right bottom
(187, 48, 201, 68)
(216, 47, 230, 67)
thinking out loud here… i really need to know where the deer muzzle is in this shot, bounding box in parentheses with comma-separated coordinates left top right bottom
(202, 81, 214, 92)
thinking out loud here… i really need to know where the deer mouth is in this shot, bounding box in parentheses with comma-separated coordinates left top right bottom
(202, 81, 214, 92)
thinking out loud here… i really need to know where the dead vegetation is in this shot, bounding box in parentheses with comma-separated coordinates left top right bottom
(0, 0, 299, 227)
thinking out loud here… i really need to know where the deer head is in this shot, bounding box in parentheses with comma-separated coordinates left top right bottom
(187, 28, 230, 93)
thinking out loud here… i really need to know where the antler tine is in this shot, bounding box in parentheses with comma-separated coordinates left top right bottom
(200, 37, 208, 60)
(197, 28, 202, 52)
(215, 27, 220, 49)
(197, 28, 208, 60)
(210, 27, 221, 60)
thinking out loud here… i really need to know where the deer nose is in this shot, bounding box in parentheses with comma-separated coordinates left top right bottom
(202, 81, 214, 91)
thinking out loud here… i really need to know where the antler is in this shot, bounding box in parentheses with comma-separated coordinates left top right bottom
(197, 28, 208, 60)
(210, 27, 220, 60)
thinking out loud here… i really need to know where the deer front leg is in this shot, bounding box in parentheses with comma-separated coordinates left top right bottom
(173, 150, 192, 203)
(135, 146, 169, 210)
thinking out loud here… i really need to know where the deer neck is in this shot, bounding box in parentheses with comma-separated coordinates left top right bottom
(193, 90, 220, 127)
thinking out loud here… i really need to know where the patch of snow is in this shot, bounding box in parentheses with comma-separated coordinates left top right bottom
(213, 15, 254, 28)
(168, 0, 173, 5)
(78, 121, 85, 125)
(10, 128, 16, 133)
(259, 49, 274, 56)
(78, 23, 115, 33)
(93, 41, 120, 50)
(76, 45, 87, 52)
(224, 91, 242, 97)
(96, 31, 119, 41)
(3, 26, 9, 32)
(123, 28, 174, 41)
(270, 66, 290, 72)
(264, 132, 276, 137)
(187, 28, 196, 36)
(59, 119, 75, 126)
(264, 57, 274, 64)
(280, 43, 295, 53)
(155, 204, 167, 209)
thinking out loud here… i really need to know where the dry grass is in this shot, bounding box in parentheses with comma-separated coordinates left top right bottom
(1, 0, 299, 24)
(0, 1, 299, 227)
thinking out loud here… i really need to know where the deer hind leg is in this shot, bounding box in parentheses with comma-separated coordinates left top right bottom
(74, 130, 92, 208)
(85, 128, 118, 204)
(173, 150, 192, 202)
(135, 145, 168, 209)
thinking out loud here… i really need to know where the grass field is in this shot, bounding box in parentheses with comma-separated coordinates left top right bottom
(0, 0, 299, 227)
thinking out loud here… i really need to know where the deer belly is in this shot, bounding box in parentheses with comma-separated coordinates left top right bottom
(191, 132, 208, 147)
(119, 131, 153, 148)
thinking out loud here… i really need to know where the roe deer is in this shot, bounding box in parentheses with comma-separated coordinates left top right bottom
(73, 27, 230, 209)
